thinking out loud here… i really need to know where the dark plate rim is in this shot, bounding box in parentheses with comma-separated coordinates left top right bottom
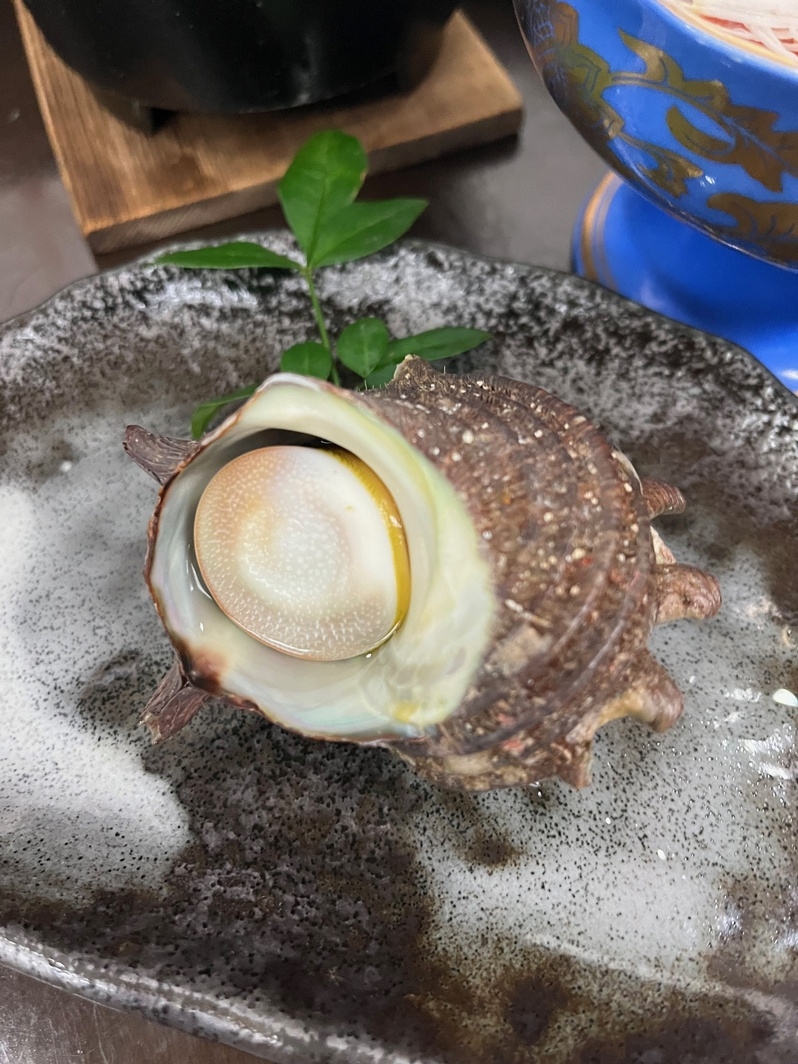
(1, 232, 795, 406)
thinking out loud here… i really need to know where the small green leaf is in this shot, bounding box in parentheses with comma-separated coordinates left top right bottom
(157, 242, 300, 271)
(386, 327, 492, 364)
(278, 130, 367, 260)
(191, 385, 257, 439)
(363, 363, 397, 389)
(337, 318, 389, 378)
(280, 341, 333, 380)
(311, 198, 427, 268)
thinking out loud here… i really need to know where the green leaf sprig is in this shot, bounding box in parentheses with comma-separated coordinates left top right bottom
(157, 129, 490, 438)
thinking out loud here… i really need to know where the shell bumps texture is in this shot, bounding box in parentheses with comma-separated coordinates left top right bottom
(125, 359, 721, 791)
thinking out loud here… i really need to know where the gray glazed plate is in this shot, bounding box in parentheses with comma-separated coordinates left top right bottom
(0, 237, 796, 1064)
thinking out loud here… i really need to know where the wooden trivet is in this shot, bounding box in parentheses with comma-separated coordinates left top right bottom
(14, 6, 523, 253)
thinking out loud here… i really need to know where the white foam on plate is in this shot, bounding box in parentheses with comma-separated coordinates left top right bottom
(0, 410, 192, 903)
(411, 543, 798, 992)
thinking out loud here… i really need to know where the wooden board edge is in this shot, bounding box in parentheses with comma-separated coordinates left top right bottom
(11, 0, 94, 239)
(451, 11, 524, 113)
(87, 104, 522, 254)
(367, 107, 523, 181)
(12, 1, 79, 222)
(85, 182, 281, 254)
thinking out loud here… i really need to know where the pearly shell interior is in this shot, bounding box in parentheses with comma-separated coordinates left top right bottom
(193, 445, 410, 661)
(146, 374, 495, 741)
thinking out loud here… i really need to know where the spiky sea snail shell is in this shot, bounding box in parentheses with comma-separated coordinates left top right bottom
(124, 358, 721, 791)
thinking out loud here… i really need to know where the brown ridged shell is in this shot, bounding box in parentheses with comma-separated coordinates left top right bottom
(125, 359, 721, 791)
(364, 361, 720, 788)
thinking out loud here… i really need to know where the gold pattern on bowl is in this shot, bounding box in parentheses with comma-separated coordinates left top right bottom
(539, 1, 798, 264)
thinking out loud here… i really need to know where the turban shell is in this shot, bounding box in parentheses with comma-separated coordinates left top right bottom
(125, 358, 721, 790)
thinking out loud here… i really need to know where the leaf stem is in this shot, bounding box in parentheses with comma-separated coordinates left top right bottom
(302, 266, 340, 384)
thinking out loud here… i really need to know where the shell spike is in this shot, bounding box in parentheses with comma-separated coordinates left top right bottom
(655, 563, 722, 624)
(141, 658, 209, 743)
(640, 477, 686, 518)
(124, 426, 199, 485)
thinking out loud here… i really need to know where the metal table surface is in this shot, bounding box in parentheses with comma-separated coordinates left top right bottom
(0, 1, 607, 1060)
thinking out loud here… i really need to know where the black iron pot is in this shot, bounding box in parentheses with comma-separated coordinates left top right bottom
(22, 0, 458, 113)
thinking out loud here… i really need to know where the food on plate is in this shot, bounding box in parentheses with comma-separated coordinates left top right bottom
(665, 0, 798, 62)
(124, 358, 721, 790)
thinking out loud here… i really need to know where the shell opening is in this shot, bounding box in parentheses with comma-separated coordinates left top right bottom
(193, 445, 410, 661)
(149, 374, 495, 741)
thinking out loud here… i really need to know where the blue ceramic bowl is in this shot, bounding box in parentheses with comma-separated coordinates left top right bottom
(515, 0, 798, 270)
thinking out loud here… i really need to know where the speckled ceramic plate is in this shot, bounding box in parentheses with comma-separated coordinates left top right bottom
(0, 237, 796, 1064)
